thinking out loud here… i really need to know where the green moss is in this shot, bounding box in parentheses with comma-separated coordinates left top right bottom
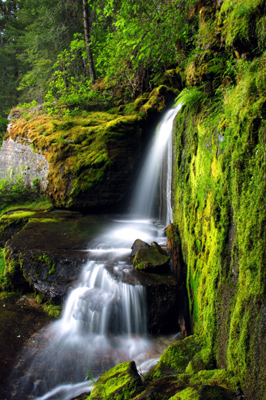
(89, 361, 143, 400)
(169, 387, 199, 400)
(173, 40, 266, 397)
(0, 248, 5, 278)
(188, 369, 238, 391)
(145, 336, 200, 381)
(43, 303, 61, 318)
(39, 254, 56, 278)
(0, 210, 37, 242)
(218, 0, 264, 50)
(2, 210, 36, 219)
(1, 248, 22, 291)
(133, 247, 170, 272)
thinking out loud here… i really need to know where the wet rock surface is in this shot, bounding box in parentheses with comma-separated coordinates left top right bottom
(131, 238, 150, 258)
(106, 263, 179, 333)
(2, 210, 112, 302)
(1, 211, 180, 333)
(0, 295, 51, 400)
(133, 246, 170, 273)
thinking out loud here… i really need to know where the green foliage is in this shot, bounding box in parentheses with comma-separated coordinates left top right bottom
(16, 100, 38, 110)
(176, 87, 209, 113)
(0, 167, 41, 211)
(44, 34, 96, 112)
(0, 116, 8, 134)
(95, 0, 198, 96)
(218, 0, 264, 51)
(1, 0, 200, 114)
(0, 116, 8, 147)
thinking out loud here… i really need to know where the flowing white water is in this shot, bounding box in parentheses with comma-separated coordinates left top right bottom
(165, 121, 174, 226)
(9, 105, 180, 400)
(131, 103, 181, 220)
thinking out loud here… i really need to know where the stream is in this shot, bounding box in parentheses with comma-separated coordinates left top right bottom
(6, 105, 181, 400)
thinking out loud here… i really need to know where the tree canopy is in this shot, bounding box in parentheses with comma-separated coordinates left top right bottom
(0, 0, 199, 117)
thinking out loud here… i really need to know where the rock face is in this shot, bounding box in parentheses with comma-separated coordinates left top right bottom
(106, 262, 179, 333)
(2, 111, 143, 211)
(0, 137, 49, 192)
(2, 211, 104, 301)
(166, 223, 191, 337)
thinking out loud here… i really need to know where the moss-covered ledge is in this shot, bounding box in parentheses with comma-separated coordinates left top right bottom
(1, 210, 107, 302)
(3, 87, 177, 211)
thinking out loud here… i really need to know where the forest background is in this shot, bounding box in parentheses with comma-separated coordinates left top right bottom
(0, 0, 197, 126)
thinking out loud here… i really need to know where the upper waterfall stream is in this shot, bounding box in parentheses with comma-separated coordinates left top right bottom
(8, 105, 181, 400)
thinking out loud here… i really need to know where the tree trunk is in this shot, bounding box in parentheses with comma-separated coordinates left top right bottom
(83, 0, 96, 85)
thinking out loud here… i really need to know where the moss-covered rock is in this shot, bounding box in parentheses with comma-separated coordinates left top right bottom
(3, 88, 177, 211)
(2, 210, 107, 301)
(133, 247, 170, 273)
(131, 239, 150, 258)
(132, 375, 188, 400)
(89, 361, 144, 400)
(145, 336, 200, 381)
(169, 384, 235, 400)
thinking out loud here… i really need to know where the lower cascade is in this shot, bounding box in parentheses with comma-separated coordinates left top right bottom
(8, 105, 180, 400)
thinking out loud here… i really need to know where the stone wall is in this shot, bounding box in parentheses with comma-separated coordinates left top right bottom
(0, 137, 49, 192)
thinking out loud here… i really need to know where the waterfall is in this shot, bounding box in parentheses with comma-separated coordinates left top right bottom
(8, 105, 180, 400)
(131, 103, 181, 221)
(159, 113, 175, 226)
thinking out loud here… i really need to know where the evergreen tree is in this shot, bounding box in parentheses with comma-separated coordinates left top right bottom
(0, 0, 25, 116)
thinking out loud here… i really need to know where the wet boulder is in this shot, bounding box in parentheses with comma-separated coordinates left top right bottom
(133, 245, 170, 273)
(145, 336, 200, 381)
(89, 361, 144, 400)
(131, 238, 150, 258)
(151, 241, 168, 256)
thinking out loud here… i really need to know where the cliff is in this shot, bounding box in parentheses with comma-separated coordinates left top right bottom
(170, 0, 266, 398)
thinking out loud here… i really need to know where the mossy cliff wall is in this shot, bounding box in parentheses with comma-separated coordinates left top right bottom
(171, 0, 266, 398)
